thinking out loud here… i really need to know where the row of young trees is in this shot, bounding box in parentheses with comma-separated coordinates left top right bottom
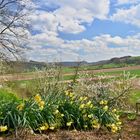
(0, 0, 31, 60)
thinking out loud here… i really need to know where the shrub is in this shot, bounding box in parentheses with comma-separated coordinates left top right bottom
(75, 71, 135, 110)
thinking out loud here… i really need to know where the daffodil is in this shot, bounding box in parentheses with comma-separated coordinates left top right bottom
(39, 126, 46, 131)
(34, 94, 42, 103)
(83, 96, 88, 101)
(39, 105, 44, 110)
(0, 125, 7, 132)
(103, 105, 108, 111)
(66, 121, 73, 127)
(110, 124, 118, 133)
(112, 109, 117, 113)
(89, 104, 93, 108)
(65, 91, 69, 96)
(114, 114, 120, 121)
(39, 123, 49, 131)
(69, 92, 74, 97)
(88, 114, 93, 118)
(79, 104, 85, 109)
(91, 119, 101, 129)
(17, 103, 24, 111)
(79, 97, 84, 101)
(99, 100, 104, 105)
(116, 121, 122, 125)
(86, 101, 92, 107)
(39, 101, 45, 107)
(49, 126, 55, 130)
(100, 100, 108, 105)
(54, 109, 59, 114)
(92, 123, 100, 129)
(84, 125, 88, 128)
(92, 119, 99, 124)
(83, 114, 88, 120)
(103, 100, 108, 105)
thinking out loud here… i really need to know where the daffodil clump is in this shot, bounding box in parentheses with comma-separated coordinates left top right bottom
(0, 91, 122, 134)
(58, 90, 122, 132)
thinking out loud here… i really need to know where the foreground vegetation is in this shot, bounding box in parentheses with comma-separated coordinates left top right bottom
(0, 90, 122, 134)
(0, 65, 140, 140)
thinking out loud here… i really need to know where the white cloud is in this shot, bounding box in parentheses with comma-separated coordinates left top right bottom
(111, 4, 140, 27)
(26, 1, 140, 62)
(117, 0, 140, 5)
(27, 32, 140, 62)
(30, 0, 110, 34)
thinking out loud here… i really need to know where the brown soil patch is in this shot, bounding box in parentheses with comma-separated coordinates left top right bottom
(1, 116, 140, 140)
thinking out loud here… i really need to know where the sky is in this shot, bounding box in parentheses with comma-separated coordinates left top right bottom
(26, 0, 140, 62)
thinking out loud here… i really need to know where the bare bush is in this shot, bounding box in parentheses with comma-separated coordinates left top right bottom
(74, 71, 135, 110)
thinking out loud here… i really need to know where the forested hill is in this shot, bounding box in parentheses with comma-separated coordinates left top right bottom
(3, 56, 140, 73)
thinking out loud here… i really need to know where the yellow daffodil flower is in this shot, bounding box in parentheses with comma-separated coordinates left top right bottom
(92, 123, 100, 129)
(0, 125, 8, 132)
(83, 96, 88, 101)
(88, 114, 93, 118)
(34, 94, 42, 103)
(49, 126, 55, 130)
(84, 125, 88, 128)
(86, 101, 92, 107)
(39, 123, 49, 131)
(39, 101, 45, 107)
(65, 91, 69, 96)
(116, 121, 122, 125)
(66, 121, 73, 127)
(79, 97, 84, 101)
(54, 109, 59, 114)
(100, 100, 108, 105)
(79, 104, 85, 109)
(61, 114, 64, 117)
(99, 100, 104, 105)
(17, 103, 24, 111)
(39, 105, 44, 110)
(69, 92, 74, 97)
(92, 119, 98, 124)
(103, 105, 108, 111)
(112, 109, 117, 113)
(110, 124, 118, 133)
(89, 104, 93, 108)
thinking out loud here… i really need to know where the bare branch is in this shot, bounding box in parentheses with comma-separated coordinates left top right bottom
(0, 0, 16, 9)
(0, 0, 30, 60)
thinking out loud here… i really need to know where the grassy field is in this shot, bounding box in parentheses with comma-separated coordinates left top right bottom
(62, 63, 138, 73)
(97, 69, 140, 77)
(3, 68, 140, 106)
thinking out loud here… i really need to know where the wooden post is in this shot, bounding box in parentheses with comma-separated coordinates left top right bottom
(136, 100, 140, 114)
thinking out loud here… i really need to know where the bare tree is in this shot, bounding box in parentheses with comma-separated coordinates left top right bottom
(0, 0, 32, 60)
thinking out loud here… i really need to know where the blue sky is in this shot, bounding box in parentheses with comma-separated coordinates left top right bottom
(27, 0, 140, 62)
